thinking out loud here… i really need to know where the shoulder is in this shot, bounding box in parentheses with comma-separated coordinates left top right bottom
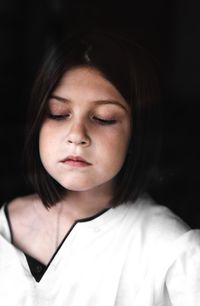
(7, 194, 42, 226)
(8, 193, 40, 210)
(125, 195, 200, 267)
(165, 229, 200, 303)
(0, 194, 39, 227)
(125, 194, 190, 243)
(8, 193, 39, 206)
(0, 194, 41, 247)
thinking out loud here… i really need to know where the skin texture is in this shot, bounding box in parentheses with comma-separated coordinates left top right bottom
(39, 66, 131, 203)
(8, 66, 131, 264)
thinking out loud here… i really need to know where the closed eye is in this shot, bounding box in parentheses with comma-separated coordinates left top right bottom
(47, 113, 117, 125)
(48, 114, 69, 120)
(93, 117, 117, 125)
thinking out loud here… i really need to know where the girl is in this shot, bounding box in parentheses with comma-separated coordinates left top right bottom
(0, 28, 200, 305)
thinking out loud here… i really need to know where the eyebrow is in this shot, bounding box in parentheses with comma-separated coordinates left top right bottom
(49, 95, 128, 112)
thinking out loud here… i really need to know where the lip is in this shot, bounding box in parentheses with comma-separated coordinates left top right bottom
(61, 155, 92, 167)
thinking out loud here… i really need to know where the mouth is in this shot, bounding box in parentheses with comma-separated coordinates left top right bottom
(61, 155, 92, 167)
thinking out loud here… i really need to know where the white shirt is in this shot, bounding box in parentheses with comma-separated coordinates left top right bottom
(0, 196, 200, 305)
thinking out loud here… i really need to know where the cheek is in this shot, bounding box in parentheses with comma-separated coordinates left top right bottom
(110, 124, 130, 150)
(39, 125, 57, 162)
(97, 127, 130, 165)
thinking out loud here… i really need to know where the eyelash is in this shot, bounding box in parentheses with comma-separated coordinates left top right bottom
(47, 114, 117, 125)
(93, 117, 116, 125)
(48, 114, 68, 121)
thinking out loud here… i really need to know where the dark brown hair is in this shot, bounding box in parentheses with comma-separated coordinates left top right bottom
(24, 27, 161, 208)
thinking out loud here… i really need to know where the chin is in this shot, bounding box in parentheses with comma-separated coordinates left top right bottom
(59, 181, 97, 192)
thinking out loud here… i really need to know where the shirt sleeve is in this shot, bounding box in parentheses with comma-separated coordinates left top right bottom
(165, 230, 200, 306)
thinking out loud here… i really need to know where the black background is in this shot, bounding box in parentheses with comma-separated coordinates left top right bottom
(0, 0, 200, 228)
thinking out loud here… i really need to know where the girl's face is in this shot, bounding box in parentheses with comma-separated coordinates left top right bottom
(39, 67, 131, 195)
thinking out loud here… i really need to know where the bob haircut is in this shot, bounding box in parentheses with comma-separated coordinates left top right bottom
(24, 27, 161, 208)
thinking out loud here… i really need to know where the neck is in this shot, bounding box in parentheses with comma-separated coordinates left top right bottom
(59, 183, 113, 220)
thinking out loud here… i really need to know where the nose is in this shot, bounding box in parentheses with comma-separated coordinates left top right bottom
(66, 122, 90, 147)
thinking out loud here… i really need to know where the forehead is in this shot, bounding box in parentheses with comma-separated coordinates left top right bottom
(52, 66, 128, 105)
